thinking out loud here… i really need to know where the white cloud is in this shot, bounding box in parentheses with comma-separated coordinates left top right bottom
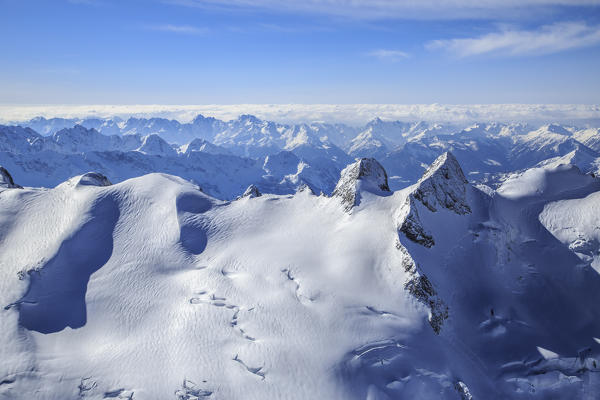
(367, 49, 410, 62)
(427, 22, 600, 57)
(150, 24, 208, 35)
(1, 104, 599, 125)
(165, 0, 600, 20)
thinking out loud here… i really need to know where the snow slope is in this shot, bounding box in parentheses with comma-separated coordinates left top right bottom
(1, 153, 600, 399)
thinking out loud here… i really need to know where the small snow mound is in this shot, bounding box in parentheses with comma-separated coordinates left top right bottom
(0, 166, 21, 189)
(241, 184, 262, 198)
(333, 157, 390, 211)
(413, 152, 471, 215)
(77, 172, 112, 187)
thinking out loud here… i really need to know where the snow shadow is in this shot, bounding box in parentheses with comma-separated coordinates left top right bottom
(176, 192, 211, 255)
(18, 195, 120, 333)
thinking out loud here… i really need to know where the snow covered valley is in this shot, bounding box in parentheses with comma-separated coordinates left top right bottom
(2, 147, 600, 399)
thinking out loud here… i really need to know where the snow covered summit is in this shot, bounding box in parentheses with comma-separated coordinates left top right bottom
(332, 157, 390, 211)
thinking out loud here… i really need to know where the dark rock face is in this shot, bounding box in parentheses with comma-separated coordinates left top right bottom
(333, 158, 390, 212)
(397, 152, 471, 247)
(77, 172, 112, 187)
(397, 243, 448, 334)
(413, 152, 471, 215)
(398, 197, 435, 248)
(241, 184, 262, 198)
(0, 166, 21, 189)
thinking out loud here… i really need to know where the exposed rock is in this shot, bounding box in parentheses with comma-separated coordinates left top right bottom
(77, 172, 112, 187)
(241, 184, 262, 198)
(333, 158, 390, 212)
(398, 243, 448, 334)
(413, 152, 471, 215)
(455, 381, 473, 400)
(0, 166, 22, 189)
(398, 197, 435, 248)
(396, 152, 470, 247)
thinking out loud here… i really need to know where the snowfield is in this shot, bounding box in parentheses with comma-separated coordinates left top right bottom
(2, 150, 600, 399)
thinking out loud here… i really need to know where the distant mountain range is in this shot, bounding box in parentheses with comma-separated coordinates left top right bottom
(1, 115, 599, 199)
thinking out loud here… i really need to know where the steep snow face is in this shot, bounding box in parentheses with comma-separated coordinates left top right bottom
(0, 166, 20, 188)
(332, 157, 390, 211)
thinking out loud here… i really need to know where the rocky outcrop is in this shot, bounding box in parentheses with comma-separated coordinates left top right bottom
(0, 166, 21, 189)
(397, 241, 448, 334)
(413, 152, 471, 215)
(398, 197, 435, 248)
(333, 158, 390, 212)
(241, 184, 262, 198)
(397, 152, 470, 247)
(77, 172, 112, 187)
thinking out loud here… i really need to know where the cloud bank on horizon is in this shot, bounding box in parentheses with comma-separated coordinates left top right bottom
(1, 104, 599, 125)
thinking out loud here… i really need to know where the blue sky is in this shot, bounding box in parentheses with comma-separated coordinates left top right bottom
(1, 0, 599, 104)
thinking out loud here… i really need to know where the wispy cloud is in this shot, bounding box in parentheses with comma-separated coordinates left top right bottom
(427, 22, 600, 57)
(165, 0, 600, 20)
(367, 49, 410, 62)
(150, 24, 208, 35)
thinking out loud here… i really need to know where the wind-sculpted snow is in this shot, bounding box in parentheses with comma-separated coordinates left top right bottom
(13, 195, 120, 333)
(2, 155, 600, 399)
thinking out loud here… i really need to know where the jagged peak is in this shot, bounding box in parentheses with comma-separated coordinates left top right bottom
(333, 158, 390, 212)
(397, 152, 471, 248)
(419, 152, 466, 185)
(413, 152, 471, 215)
(53, 124, 98, 138)
(241, 184, 261, 199)
(0, 166, 21, 189)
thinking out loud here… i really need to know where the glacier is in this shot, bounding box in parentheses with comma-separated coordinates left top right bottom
(1, 115, 600, 399)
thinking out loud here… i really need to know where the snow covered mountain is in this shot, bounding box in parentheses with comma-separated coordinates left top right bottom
(1, 151, 600, 399)
(3, 117, 600, 198)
